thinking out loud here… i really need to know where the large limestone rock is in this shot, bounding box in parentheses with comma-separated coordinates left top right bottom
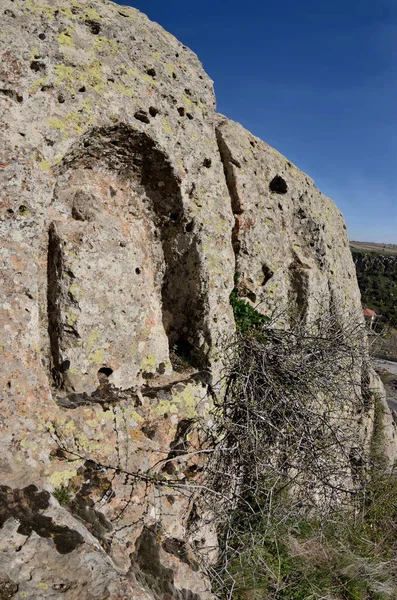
(0, 0, 394, 598)
(216, 116, 360, 325)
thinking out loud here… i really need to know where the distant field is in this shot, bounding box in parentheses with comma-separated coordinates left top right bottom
(350, 241, 397, 255)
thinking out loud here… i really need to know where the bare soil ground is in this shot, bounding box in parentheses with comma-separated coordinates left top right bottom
(350, 241, 397, 255)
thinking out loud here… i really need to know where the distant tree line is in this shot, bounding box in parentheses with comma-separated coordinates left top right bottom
(351, 248, 397, 327)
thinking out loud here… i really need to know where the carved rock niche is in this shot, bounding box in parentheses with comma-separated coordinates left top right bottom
(47, 125, 200, 393)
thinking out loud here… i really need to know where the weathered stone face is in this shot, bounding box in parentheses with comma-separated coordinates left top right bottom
(216, 116, 360, 328)
(1, 0, 395, 598)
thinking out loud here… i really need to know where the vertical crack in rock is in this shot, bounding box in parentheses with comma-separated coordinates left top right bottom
(215, 125, 243, 271)
(47, 223, 64, 385)
(288, 263, 310, 323)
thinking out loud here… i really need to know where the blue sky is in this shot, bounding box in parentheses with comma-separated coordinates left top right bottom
(121, 0, 397, 242)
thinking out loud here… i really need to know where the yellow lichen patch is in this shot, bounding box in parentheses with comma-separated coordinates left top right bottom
(173, 384, 198, 419)
(74, 433, 95, 451)
(48, 116, 68, 133)
(64, 420, 77, 435)
(54, 60, 106, 95)
(140, 73, 159, 87)
(141, 354, 157, 372)
(69, 281, 84, 301)
(88, 348, 106, 365)
(48, 111, 87, 137)
(66, 310, 79, 327)
(112, 80, 134, 97)
(48, 468, 78, 487)
(39, 159, 51, 171)
(24, 0, 57, 20)
(161, 118, 174, 135)
(18, 205, 31, 218)
(178, 92, 194, 110)
(28, 75, 48, 93)
(53, 64, 76, 91)
(58, 29, 75, 48)
(83, 5, 101, 21)
(165, 63, 176, 77)
(86, 330, 100, 351)
(93, 36, 119, 55)
(20, 438, 37, 450)
(153, 397, 179, 417)
(124, 408, 144, 424)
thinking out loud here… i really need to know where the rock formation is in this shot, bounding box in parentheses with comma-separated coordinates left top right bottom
(0, 0, 395, 598)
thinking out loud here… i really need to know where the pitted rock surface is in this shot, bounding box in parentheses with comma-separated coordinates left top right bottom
(1, 0, 395, 598)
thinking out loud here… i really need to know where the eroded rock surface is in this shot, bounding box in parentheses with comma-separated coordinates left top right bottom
(0, 0, 395, 598)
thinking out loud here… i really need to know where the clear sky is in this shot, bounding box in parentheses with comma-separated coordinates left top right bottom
(121, 0, 397, 242)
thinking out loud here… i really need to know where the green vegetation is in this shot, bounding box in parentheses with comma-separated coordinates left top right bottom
(230, 286, 270, 333)
(223, 484, 397, 600)
(209, 301, 397, 599)
(351, 247, 397, 326)
(52, 485, 71, 505)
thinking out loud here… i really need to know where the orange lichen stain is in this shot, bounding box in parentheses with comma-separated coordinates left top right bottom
(121, 221, 130, 236)
(10, 255, 24, 270)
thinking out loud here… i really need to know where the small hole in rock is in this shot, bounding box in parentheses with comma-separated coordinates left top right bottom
(135, 267, 141, 275)
(86, 19, 101, 34)
(146, 68, 156, 77)
(30, 60, 46, 72)
(38, 33, 46, 40)
(149, 106, 158, 117)
(172, 72, 177, 79)
(58, 93, 65, 103)
(7, 208, 14, 214)
(134, 110, 150, 124)
(141, 426, 157, 440)
(109, 186, 116, 197)
(186, 112, 193, 120)
(7, 381, 11, 388)
(78, 86, 86, 93)
(177, 107, 185, 117)
(16, 95, 23, 103)
(60, 360, 70, 373)
(185, 220, 194, 233)
(83, 141, 90, 148)
(203, 158, 212, 168)
(269, 175, 288, 194)
(157, 362, 166, 375)
(98, 367, 113, 377)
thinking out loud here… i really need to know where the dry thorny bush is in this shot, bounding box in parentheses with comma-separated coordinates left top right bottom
(49, 307, 382, 597)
